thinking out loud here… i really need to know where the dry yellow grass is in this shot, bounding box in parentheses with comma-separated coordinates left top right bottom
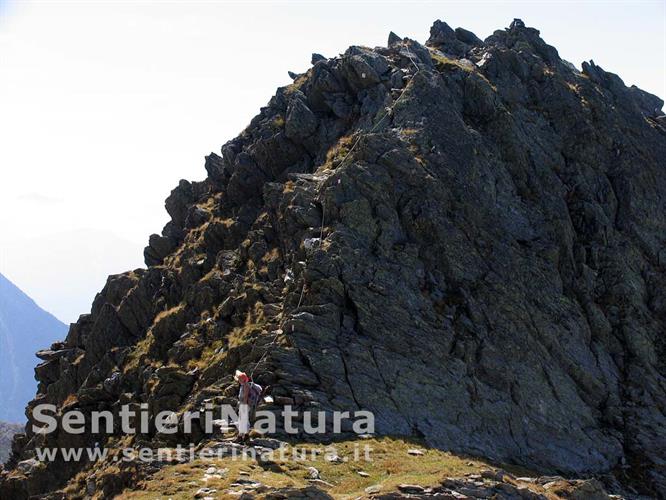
(430, 52, 473, 72)
(284, 73, 309, 96)
(117, 436, 500, 500)
(187, 339, 225, 371)
(282, 180, 295, 193)
(325, 135, 356, 169)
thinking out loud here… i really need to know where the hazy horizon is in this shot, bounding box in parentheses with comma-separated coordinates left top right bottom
(1, 0, 664, 323)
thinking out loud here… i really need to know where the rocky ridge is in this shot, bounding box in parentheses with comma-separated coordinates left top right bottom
(2, 18, 666, 498)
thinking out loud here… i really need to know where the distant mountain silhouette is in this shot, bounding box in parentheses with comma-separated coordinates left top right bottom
(0, 273, 67, 422)
(0, 422, 21, 464)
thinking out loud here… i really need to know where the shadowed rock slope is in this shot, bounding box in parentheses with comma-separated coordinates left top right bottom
(2, 19, 666, 498)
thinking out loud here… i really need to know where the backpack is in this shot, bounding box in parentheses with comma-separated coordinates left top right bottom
(247, 382, 263, 407)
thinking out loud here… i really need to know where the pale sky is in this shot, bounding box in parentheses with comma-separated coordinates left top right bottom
(1, 0, 664, 324)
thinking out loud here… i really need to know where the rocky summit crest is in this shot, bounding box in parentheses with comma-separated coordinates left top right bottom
(2, 19, 666, 499)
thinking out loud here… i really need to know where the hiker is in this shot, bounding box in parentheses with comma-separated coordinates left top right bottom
(234, 370, 262, 443)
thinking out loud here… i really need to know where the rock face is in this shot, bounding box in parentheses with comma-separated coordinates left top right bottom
(0, 273, 68, 423)
(2, 19, 666, 499)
